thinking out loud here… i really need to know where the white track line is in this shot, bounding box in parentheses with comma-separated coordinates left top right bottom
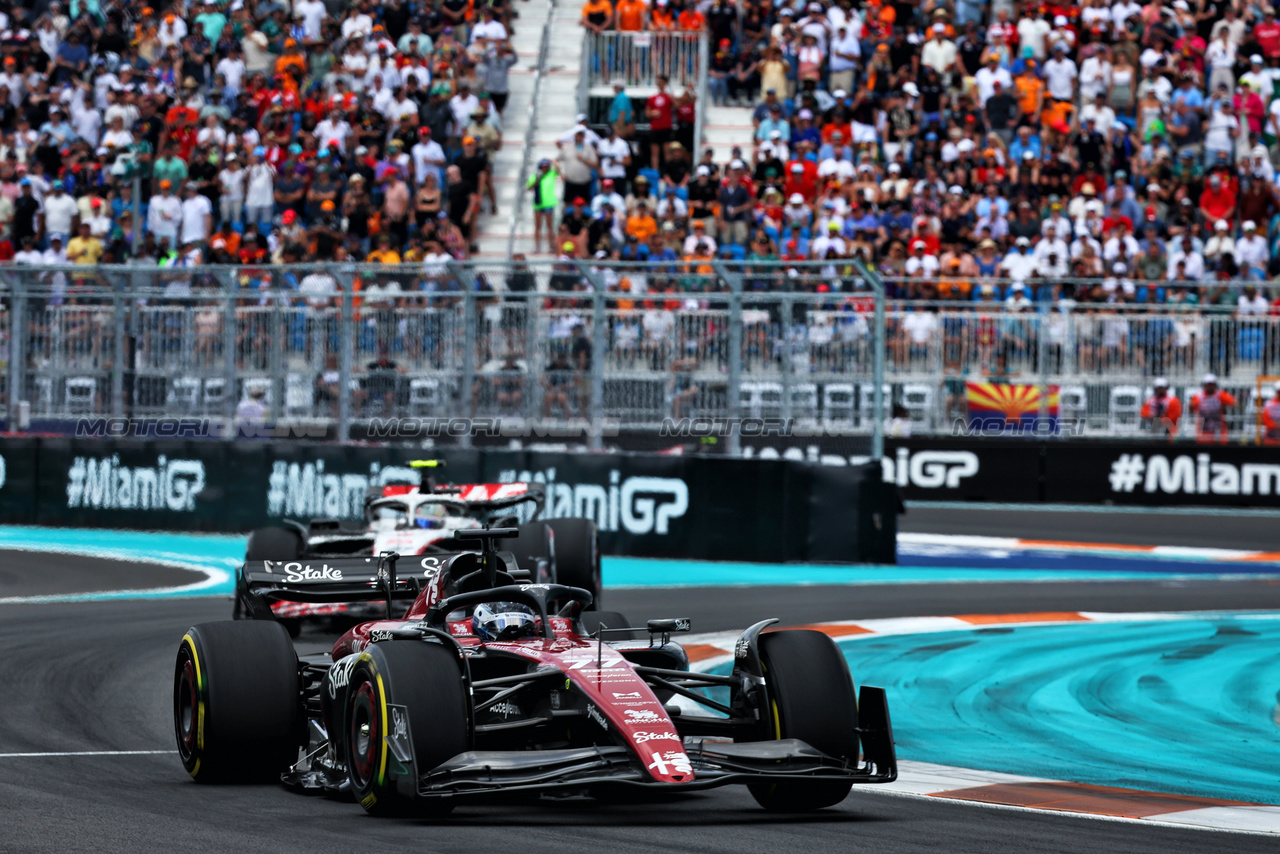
(0, 750, 172, 758)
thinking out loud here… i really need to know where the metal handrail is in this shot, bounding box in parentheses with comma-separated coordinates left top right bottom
(506, 0, 559, 260)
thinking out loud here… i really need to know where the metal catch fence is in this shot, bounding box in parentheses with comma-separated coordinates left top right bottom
(3, 263, 1278, 444)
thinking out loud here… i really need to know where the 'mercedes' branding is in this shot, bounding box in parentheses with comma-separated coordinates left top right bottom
(66, 455, 205, 511)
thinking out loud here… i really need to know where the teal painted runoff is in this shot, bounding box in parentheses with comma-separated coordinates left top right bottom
(834, 616, 1280, 804)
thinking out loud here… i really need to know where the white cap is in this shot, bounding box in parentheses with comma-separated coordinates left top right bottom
(1215, 219, 1229, 231)
(1011, 281, 1026, 291)
(1113, 261, 1127, 273)
(798, 108, 814, 120)
(1016, 236, 1030, 246)
(1243, 219, 1257, 230)
(1203, 372, 1218, 384)
(789, 192, 805, 204)
(888, 163, 901, 173)
(1172, 0, 1189, 8)
(949, 184, 964, 194)
(769, 129, 782, 138)
(933, 22, 945, 32)
(1154, 377, 1169, 388)
(1022, 150, 1035, 160)
(760, 142, 775, 153)
(696, 164, 711, 176)
(902, 82, 919, 97)
(730, 158, 745, 169)
(833, 88, 848, 99)
(575, 112, 588, 123)
(1054, 14, 1067, 25)
(1252, 54, 1265, 63)
(957, 139, 975, 152)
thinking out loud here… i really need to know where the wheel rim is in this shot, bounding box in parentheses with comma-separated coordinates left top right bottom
(348, 681, 380, 789)
(175, 656, 198, 760)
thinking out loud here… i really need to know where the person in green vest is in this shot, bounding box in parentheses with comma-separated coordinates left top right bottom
(526, 158, 559, 255)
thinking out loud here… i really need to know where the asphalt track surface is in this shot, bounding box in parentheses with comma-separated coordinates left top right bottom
(2, 510, 1279, 854)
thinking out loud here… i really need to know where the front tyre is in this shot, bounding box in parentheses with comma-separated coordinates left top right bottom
(174, 621, 301, 783)
(346, 641, 469, 817)
(748, 630, 858, 811)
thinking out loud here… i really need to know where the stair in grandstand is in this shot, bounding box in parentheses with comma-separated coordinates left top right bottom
(472, 0, 581, 260)
(700, 103, 757, 167)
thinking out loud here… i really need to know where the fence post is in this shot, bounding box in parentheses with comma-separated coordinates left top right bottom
(713, 261, 742, 456)
(269, 277, 285, 424)
(337, 265, 355, 443)
(850, 259, 885, 461)
(781, 293, 794, 424)
(221, 269, 237, 438)
(573, 262, 608, 450)
(693, 32, 708, 155)
(112, 290, 125, 418)
(453, 264, 477, 450)
(7, 285, 23, 425)
(1037, 301, 1049, 429)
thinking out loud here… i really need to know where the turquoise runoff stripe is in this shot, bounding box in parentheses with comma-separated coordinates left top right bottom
(906, 501, 1280, 517)
(600, 558, 1271, 588)
(833, 615, 1280, 805)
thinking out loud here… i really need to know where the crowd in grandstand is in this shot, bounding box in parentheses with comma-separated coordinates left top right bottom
(0, 0, 514, 268)
(565, 0, 1280, 310)
(0, 0, 1273, 315)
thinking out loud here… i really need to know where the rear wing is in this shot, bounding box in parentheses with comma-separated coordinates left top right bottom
(433, 481, 546, 513)
(237, 552, 448, 620)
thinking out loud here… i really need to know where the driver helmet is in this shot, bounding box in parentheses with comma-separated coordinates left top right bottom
(414, 502, 449, 529)
(472, 602, 539, 641)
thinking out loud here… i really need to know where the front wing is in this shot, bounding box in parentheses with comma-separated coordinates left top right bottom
(415, 687, 896, 799)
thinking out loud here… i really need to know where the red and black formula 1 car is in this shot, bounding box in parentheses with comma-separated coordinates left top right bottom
(176, 529, 896, 815)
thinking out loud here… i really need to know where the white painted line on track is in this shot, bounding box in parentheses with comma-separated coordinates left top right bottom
(0, 750, 172, 758)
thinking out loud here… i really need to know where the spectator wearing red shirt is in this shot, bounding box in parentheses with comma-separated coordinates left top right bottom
(646, 76, 674, 171)
(1257, 8, 1280, 59)
(1101, 202, 1133, 236)
(1199, 173, 1236, 227)
(783, 158, 818, 201)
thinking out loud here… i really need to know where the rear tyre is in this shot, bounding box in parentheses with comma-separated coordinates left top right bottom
(580, 610, 640, 640)
(346, 641, 469, 817)
(545, 518, 601, 609)
(173, 621, 301, 783)
(241, 527, 305, 634)
(747, 630, 858, 811)
(507, 522, 553, 583)
(244, 526, 303, 562)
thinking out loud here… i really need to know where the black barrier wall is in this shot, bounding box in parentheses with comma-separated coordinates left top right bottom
(5, 440, 897, 565)
(882, 438, 1280, 507)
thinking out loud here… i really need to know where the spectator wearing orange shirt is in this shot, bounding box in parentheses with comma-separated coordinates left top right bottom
(614, 0, 646, 31)
(650, 0, 676, 30)
(626, 201, 658, 243)
(581, 0, 614, 34)
(274, 38, 307, 79)
(677, 4, 705, 31)
(1262, 382, 1280, 444)
(1190, 373, 1236, 444)
(1141, 378, 1183, 438)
